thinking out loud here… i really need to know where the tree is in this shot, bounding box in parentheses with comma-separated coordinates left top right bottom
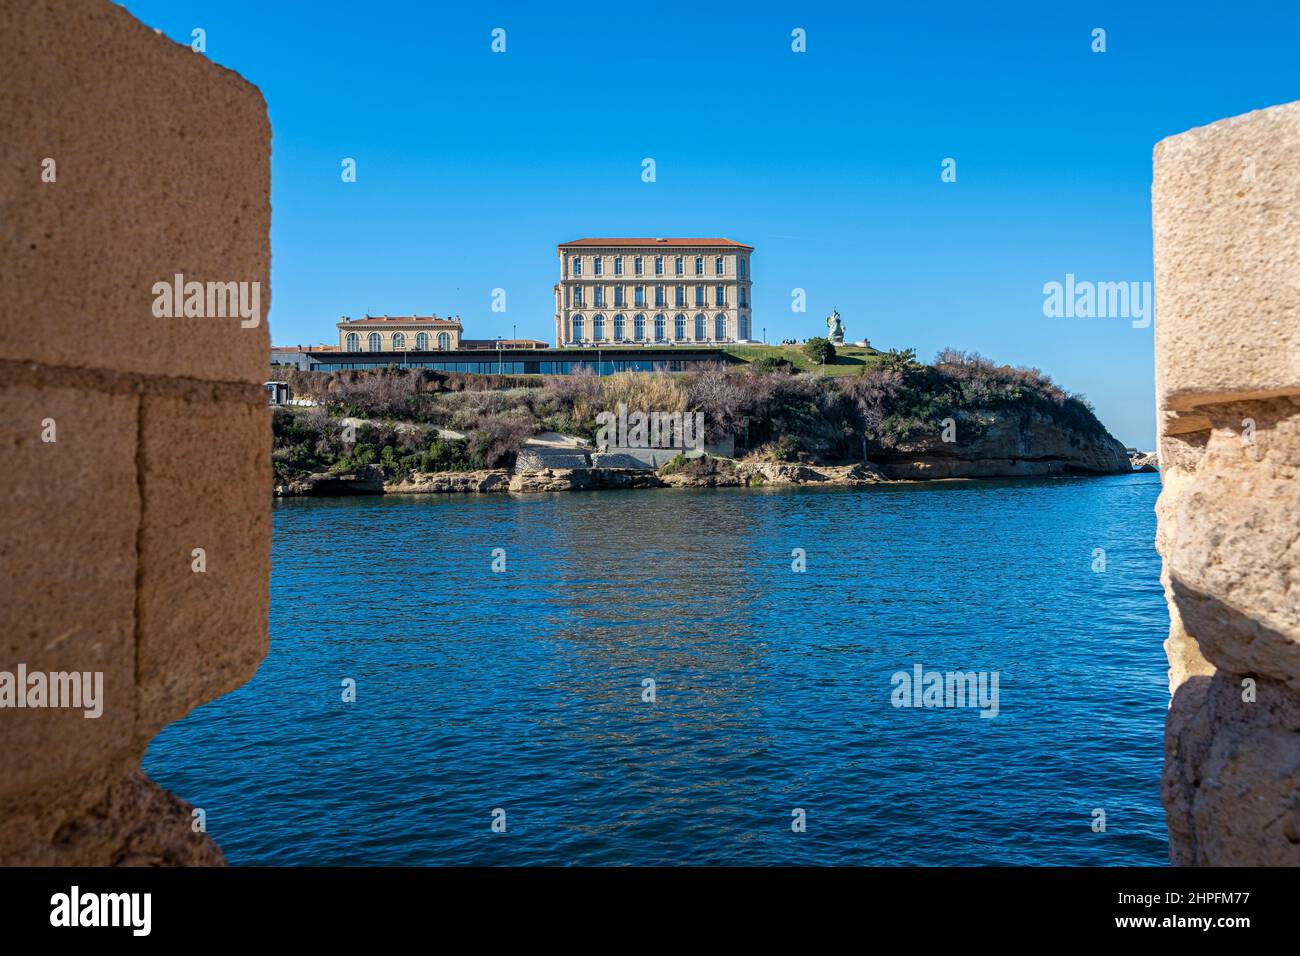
(803, 337, 836, 365)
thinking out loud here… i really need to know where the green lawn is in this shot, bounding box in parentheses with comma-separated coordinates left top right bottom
(725, 343, 885, 376)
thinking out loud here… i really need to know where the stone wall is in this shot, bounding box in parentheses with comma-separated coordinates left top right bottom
(0, 0, 270, 865)
(1153, 101, 1300, 865)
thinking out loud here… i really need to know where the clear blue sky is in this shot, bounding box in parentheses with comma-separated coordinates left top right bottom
(122, 0, 1298, 448)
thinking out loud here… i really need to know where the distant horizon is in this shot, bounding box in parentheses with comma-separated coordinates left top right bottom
(122, 0, 1300, 448)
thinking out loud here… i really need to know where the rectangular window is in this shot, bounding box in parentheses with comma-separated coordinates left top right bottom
(635, 256, 643, 276)
(739, 258, 747, 279)
(715, 285, 725, 306)
(739, 288, 748, 306)
(594, 287, 604, 306)
(695, 286, 705, 306)
(655, 286, 665, 307)
(715, 256, 724, 275)
(594, 257, 603, 276)
(574, 287, 584, 306)
(614, 256, 623, 276)
(635, 286, 644, 306)
(655, 256, 663, 276)
(675, 286, 685, 307)
(615, 287, 624, 306)
(695, 256, 703, 275)
(572, 256, 582, 276)
(675, 256, 684, 275)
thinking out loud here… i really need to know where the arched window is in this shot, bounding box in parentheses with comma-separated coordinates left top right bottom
(437, 331, 451, 350)
(633, 313, 646, 341)
(714, 314, 727, 340)
(694, 313, 706, 340)
(367, 332, 382, 352)
(416, 332, 428, 351)
(654, 314, 666, 341)
(392, 332, 406, 350)
(694, 256, 703, 275)
(592, 314, 605, 341)
(345, 332, 360, 352)
(715, 255, 723, 275)
(613, 314, 626, 341)
(674, 314, 686, 340)
(572, 315, 585, 342)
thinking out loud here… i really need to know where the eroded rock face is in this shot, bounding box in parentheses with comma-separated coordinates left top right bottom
(275, 464, 386, 496)
(876, 408, 1130, 479)
(386, 469, 512, 494)
(508, 468, 661, 492)
(1154, 100, 1300, 865)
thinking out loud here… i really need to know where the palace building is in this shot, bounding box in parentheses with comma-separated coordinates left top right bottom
(554, 238, 753, 347)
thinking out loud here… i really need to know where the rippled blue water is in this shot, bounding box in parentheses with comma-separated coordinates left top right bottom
(144, 474, 1170, 865)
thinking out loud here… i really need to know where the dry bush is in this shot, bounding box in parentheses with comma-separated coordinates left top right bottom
(599, 371, 689, 415)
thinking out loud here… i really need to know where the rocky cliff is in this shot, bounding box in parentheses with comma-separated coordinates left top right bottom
(873, 407, 1131, 479)
(1153, 100, 1300, 865)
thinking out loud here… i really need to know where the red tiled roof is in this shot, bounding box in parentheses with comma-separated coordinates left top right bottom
(337, 315, 462, 327)
(559, 238, 752, 250)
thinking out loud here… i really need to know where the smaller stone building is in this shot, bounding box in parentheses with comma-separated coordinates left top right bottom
(338, 314, 462, 352)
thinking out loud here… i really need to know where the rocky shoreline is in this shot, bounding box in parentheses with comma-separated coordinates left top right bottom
(275, 453, 1147, 498)
(273, 394, 1148, 498)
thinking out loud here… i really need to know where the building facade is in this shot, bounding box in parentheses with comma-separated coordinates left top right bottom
(337, 314, 463, 352)
(554, 238, 753, 347)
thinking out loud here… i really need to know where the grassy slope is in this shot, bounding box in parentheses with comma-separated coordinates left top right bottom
(725, 343, 885, 377)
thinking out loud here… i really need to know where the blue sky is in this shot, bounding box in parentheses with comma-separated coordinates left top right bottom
(123, 0, 1299, 448)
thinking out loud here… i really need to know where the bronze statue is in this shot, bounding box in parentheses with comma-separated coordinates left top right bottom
(826, 308, 845, 344)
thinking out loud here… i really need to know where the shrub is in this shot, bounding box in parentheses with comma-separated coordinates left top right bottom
(750, 355, 794, 374)
(802, 337, 836, 364)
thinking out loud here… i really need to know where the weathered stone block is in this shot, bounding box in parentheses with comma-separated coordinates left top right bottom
(1153, 101, 1300, 411)
(1155, 100, 1300, 867)
(0, 385, 138, 796)
(136, 396, 270, 743)
(1164, 672, 1300, 866)
(0, 765, 224, 866)
(1163, 398, 1300, 691)
(0, 0, 271, 385)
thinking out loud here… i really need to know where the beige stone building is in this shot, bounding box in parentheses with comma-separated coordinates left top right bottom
(338, 314, 462, 352)
(554, 238, 753, 346)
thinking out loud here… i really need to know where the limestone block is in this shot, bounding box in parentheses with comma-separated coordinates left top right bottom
(0, 385, 138, 796)
(1155, 100, 1300, 867)
(0, 765, 224, 866)
(136, 396, 270, 743)
(1153, 101, 1300, 410)
(1164, 672, 1300, 866)
(0, 0, 271, 385)
(1163, 399, 1300, 691)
